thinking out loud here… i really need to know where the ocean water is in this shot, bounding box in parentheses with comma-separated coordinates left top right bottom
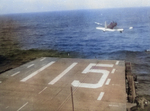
(0, 7, 150, 95)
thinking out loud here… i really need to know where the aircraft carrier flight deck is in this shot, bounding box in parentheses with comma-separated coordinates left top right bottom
(0, 57, 127, 111)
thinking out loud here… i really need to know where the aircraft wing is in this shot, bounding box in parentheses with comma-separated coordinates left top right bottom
(96, 27, 106, 31)
(96, 27, 124, 32)
(114, 29, 124, 32)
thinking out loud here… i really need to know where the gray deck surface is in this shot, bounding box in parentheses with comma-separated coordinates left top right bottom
(0, 57, 126, 111)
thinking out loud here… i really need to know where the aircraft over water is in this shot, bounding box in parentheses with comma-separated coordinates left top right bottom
(96, 21, 124, 33)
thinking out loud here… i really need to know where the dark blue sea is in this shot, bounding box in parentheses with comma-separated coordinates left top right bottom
(0, 7, 150, 94)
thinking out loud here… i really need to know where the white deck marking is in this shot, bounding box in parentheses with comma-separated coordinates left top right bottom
(17, 102, 28, 111)
(82, 63, 113, 74)
(111, 69, 116, 74)
(105, 79, 111, 85)
(116, 61, 119, 65)
(49, 62, 77, 85)
(82, 63, 94, 74)
(40, 57, 46, 61)
(112, 84, 120, 86)
(109, 104, 119, 107)
(72, 70, 109, 88)
(6, 106, 9, 109)
(21, 61, 55, 82)
(38, 87, 47, 94)
(0, 81, 1, 83)
(11, 71, 20, 77)
(72, 63, 111, 88)
(27, 64, 34, 68)
(96, 64, 114, 67)
(97, 92, 104, 100)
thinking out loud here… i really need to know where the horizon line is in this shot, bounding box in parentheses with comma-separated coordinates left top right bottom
(0, 6, 150, 16)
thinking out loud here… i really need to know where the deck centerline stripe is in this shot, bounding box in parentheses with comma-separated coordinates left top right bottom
(97, 92, 104, 100)
(20, 61, 55, 82)
(105, 79, 111, 85)
(116, 61, 119, 65)
(38, 87, 47, 94)
(49, 62, 77, 85)
(11, 71, 20, 77)
(111, 69, 116, 74)
(17, 102, 28, 111)
(6, 106, 9, 109)
(109, 104, 119, 107)
(40, 57, 46, 61)
(27, 64, 34, 68)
